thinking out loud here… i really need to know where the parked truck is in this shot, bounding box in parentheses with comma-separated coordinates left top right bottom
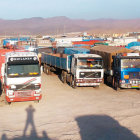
(41, 47, 104, 88)
(90, 46, 140, 90)
(0, 49, 42, 104)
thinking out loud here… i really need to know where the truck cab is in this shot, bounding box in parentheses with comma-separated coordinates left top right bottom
(70, 54, 104, 87)
(3, 52, 42, 103)
(113, 53, 140, 89)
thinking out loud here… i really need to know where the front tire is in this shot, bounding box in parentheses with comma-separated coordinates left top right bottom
(70, 76, 76, 89)
(5, 100, 11, 105)
(61, 71, 66, 83)
(34, 100, 39, 103)
(114, 77, 120, 91)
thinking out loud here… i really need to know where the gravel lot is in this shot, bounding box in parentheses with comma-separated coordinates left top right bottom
(0, 72, 140, 140)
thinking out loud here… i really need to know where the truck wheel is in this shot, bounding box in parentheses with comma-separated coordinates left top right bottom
(71, 76, 76, 89)
(46, 66, 51, 75)
(61, 71, 66, 83)
(46, 67, 49, 75)
(114, 78, 120, 91)
(93, 85, 99, 88)
(0, 82, 3, 96)
(34, 100, 39, 103)
(43, 64, 47, 73)
(5, 100, 11, 105)
(104, 74, 107, 85)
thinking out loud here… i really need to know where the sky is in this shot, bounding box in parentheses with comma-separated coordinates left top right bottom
(0, 0, 139, 20)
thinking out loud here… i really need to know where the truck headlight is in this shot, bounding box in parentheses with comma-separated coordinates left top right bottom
(8, 90, 14, 96)
(121, 80, 125, 84)
(35, 84, 41, 89)
(81, 73, 85, 75)
(11, 85, 16, 89)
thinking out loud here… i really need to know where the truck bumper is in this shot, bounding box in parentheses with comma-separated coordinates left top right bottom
(120, 84, 140, 89)
(76, 79, 103, 87)
(76, 83, 100, 87)
(5, 94, 42, 103)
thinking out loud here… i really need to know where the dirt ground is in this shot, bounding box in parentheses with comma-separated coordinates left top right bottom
(0, 72, 140, 140)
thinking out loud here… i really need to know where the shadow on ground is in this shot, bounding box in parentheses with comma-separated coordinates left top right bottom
(76, 115, 140, 140)
(2, 106, 140, 140)
(1, 105, 53, 140)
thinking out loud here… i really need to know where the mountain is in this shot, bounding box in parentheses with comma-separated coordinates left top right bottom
(0, 16, 140, 35)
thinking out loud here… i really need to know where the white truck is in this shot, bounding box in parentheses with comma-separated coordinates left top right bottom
(41, 48, 104, 88)
(0, 51, 42, 104)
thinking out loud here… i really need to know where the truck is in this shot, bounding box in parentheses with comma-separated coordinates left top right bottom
(41, 47, 104, 88)
(90, 46, 140, 90)
(0, 50, 42, 104)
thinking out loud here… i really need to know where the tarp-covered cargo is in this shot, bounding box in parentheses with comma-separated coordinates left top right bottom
(64, 48, 90, 55)
(90, 45, 133, 71)
(126, 42, 140, 49)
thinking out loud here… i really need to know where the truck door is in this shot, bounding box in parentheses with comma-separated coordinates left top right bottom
(113, 58, 120, 77)
(71, 57, 76, 76)
(2, 63, 5, 83)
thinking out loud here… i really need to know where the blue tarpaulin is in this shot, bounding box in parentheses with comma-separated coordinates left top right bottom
(64, 48, 90, 55)
(125, 42, 140, 49)
(3, 39, 10, 46)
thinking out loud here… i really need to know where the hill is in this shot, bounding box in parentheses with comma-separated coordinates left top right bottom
(0, 16, 140, 35)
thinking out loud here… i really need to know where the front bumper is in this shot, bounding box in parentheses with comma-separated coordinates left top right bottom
(6, 95, 42, 102)
(76, 83, 100, 86)
(120, 83, 140, 89)
(5, 90, 42, 102)
(76, 79, 103, 87)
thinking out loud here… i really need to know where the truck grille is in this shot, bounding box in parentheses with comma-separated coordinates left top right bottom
(15, 90, 33, 97)
(79, 72, 101, 78)
(14, 84, 40, 90)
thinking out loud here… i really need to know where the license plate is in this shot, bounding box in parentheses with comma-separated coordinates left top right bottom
(17, 91, 31, 97)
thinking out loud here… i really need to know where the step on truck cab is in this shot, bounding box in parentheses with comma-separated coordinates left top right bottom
(1, 51, 42, 103)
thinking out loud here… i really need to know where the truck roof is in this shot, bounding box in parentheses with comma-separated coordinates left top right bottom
(5, 52, 37, 58)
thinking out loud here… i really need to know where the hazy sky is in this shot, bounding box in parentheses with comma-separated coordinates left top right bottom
(0, 0, 139, 20)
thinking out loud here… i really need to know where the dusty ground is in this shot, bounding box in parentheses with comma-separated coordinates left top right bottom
(0, 72, 140, 140)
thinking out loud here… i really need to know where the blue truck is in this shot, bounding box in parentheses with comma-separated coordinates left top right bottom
(91, 46, 140, 90)
(41, 48, 104, 88)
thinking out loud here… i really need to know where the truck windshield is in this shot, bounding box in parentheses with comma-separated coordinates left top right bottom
(121, 59, 140, 68)
(7, 64, 40, 77)
(77, 58, 103, 69)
